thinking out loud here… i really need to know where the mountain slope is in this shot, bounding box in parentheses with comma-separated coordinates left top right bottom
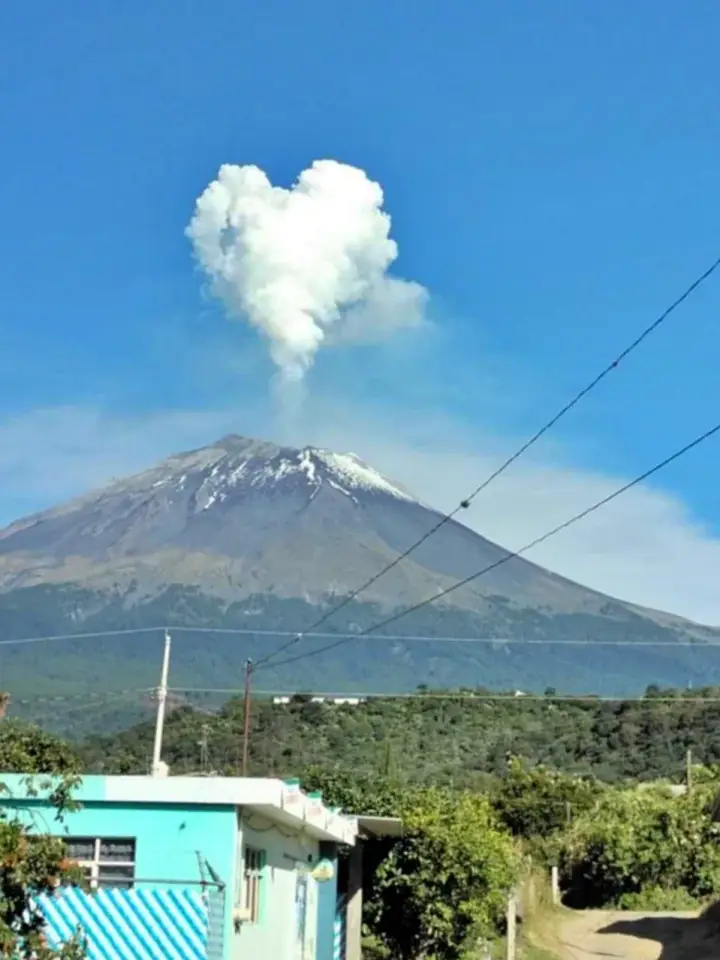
(0, 434, 670, 615)
(0, 434, 719, 721)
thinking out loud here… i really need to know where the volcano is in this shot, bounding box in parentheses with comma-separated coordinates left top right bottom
(0, 434, 718, 723)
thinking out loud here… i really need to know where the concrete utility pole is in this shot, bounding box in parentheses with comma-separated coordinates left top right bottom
(199, 724, 210, 773)
(151, 629, 172, 777)
(505, 890, 517, 960)
(241, 659, 253, 777)
(686, 747, 693, 793)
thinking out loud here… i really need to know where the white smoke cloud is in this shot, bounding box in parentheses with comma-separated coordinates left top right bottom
(187, 160, 427, 382)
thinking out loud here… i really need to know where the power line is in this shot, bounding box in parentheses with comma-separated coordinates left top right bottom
(254, 254, 720, 669)
(0, 627, 163, 647)
(2, 623, 718, 650)
(261, 418, 720, 672)
(140, 628, 720, 646)
(10, 622, 710, 648)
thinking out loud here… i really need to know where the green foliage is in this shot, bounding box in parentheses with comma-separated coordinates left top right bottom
(491, 758, 603, 841)
(374, 789, 519, 959)
(0, 720, 81, 775)
(617, 886, 701, 911)
(0, 718, 85, 959)
(76, 686, 720, 790)
(301, 771, 519, 960)
(557, 783, 720, 908)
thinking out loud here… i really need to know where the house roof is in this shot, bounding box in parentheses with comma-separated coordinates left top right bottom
(356, 815, 403, 838)
(0, 773, 357, 845)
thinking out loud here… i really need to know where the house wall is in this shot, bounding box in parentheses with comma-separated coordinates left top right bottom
(0, 798, 237, 886)
(0, 777, 345, 960)
(0, 793, 238, 960)
(234, 813, 320, 960)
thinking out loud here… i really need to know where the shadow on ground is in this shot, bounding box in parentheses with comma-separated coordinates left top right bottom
(602, 906, 720, 959)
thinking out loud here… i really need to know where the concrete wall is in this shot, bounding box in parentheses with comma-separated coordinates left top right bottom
(0, 787, 238, 960)
(234, 813, 320, 960)
(0, 798, 237, 886)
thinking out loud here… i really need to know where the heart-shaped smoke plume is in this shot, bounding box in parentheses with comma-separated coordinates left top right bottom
(186, 160, 427, 384)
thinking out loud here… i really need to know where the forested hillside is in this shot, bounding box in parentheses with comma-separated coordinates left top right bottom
(77, 685, 720, 784)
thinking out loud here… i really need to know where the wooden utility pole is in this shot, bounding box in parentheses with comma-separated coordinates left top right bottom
(241, 659, 253, 777)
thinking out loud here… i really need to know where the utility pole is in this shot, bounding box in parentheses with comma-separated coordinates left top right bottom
(198, 724, 210, 773)
(505, 890, 517, 960)
(151, 629, 172, 777)
(241, 659, 253, 777)
(686, 747, 693, 794)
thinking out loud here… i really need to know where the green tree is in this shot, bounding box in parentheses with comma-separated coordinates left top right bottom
(0, 719, 81, 776)
(492, 757, 603, 841)
(371, 788, 519, 959)
(0, 718, 85, 959)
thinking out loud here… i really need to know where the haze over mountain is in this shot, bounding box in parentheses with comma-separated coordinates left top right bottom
(1, 434, 718, 730)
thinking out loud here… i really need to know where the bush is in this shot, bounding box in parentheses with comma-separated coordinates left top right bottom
(491, 757, 603, 841)
(617, 886, 701, 911)
(558, 783, 720, 908)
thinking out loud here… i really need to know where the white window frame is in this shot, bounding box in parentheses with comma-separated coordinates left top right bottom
(64, 837, 136, 889)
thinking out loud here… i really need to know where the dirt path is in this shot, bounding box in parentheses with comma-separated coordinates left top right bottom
(554, 910, 717, 960)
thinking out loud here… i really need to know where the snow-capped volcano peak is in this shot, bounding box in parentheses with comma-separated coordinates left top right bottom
(287, 447, 415, 502)
(190, 440, 417, 506)
(0, 434, 421, 566)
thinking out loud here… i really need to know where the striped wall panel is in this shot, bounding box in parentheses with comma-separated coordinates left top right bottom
(333, 895, 346, 960)
(37, 887, 211, 960)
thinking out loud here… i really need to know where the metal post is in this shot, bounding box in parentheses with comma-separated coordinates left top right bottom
(151, 629, 171, 776)
(242, 659, 253, 777)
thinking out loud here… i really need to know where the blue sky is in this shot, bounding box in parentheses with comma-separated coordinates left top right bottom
(1, 1, 720, 620)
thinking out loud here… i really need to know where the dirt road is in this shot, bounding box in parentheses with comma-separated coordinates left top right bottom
(555, 910, 717, 960)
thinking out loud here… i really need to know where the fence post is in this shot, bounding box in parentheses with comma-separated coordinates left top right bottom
(506, 890, 517, 960)
(551, 865, 560, 906)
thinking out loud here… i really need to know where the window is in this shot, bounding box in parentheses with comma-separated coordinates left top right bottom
(242, 847, 264, 923)
(64, 838, 136, 889)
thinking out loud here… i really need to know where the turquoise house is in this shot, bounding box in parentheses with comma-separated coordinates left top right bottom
(0, 773, 358, 960)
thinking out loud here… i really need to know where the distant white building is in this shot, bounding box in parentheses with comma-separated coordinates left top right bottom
(271, 696, 366, 706)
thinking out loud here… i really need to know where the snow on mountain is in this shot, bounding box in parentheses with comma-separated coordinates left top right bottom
(0, 434, 715, 649)
(0, 435, 439, 603)
(175, 442, 418, 509)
